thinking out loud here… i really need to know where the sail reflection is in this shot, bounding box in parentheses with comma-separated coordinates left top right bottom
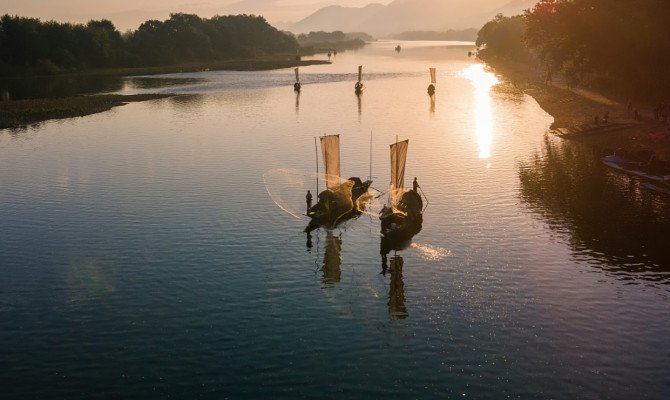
(462, 64, 498, 159)
(382, 255, 408, 319)
(295, 91, 300, 115)
(321, 232, 342, 284)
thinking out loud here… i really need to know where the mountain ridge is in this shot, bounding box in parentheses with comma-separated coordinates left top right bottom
(288, 0, 537, 37)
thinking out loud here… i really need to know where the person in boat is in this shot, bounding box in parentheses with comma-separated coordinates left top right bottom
(306, 190, 312, 214)
(413, 177, 419, 192)
(355, 81, 363, 93)
(294, 82, 301, 92)
(427, 84, 435, 95)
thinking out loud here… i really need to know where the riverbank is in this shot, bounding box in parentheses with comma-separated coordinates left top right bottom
(482, 56, 670, 160)
(0, 94, 172, 129)
(0, 57, 332, 129)
(1, 58, 330, 79)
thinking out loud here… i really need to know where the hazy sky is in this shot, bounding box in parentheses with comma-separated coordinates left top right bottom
(1, 0, 391, 30)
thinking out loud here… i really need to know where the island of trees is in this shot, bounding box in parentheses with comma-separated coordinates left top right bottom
(391, 29, 478, 42)
(476, 0, 670, 102)
(295, 31, 370, 53)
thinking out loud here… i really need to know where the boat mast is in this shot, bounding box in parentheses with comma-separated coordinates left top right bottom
(315, 136, 319, 194)
(395, 135, 399, 190)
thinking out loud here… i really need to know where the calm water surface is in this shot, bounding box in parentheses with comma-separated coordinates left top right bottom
(1, 41, 669, 399)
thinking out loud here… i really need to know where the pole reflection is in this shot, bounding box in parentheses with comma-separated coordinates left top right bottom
(462, 64, 499, 160)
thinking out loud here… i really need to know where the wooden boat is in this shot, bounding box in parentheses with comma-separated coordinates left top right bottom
(427, 67, 436, 95)
(355, 65, 364, 95)
(305, 134, 372, 232)
(601, 154, 670, 183)
(642, 182, 670, 195)
(379, 139, 424, 246)
(293, 67, 301, 92)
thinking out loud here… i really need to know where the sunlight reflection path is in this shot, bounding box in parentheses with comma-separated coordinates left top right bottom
(461, 64, 499, 160)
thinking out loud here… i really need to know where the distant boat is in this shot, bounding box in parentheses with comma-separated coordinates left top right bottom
(355, 65, 364, 95)
(427, 67, 436, 95)
(379, 138, 424, 246)
(305, 134, 372, 232)
(293, 67, 301, 92)
(395, 45, 401, 53)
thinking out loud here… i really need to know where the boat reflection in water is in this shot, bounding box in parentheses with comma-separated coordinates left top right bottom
(321, 232, 342, 285)
(381, 255, 408, 319)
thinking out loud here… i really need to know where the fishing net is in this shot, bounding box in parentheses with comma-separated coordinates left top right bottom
(264, 168, 385, 228)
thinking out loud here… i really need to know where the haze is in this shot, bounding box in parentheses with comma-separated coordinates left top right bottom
(2, 0, 514, 31)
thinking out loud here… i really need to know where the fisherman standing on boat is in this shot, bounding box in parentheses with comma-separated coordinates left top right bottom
(306, 190, 313, 214)
(413, 177, 419, 192)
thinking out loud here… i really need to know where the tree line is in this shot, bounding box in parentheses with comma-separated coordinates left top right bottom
(476, 0, 670, 101)
(0, 13, 299, 75)
(295, 31, 368, 52)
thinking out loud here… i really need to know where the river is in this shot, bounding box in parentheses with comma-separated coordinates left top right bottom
(1, 41, 668, 399)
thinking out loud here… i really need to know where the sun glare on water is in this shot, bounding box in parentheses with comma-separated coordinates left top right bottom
(461, 64, 499, 160)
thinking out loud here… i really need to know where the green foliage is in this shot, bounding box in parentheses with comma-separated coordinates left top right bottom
(476, 14, 529, 61)
(523, 0, 670, 99)
(295, 30, 366, 52)
(0, 13, 299, 74)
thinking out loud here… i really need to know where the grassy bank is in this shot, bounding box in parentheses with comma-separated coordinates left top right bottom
(481, 55, 670, 160)
(0, 94, 172, 129)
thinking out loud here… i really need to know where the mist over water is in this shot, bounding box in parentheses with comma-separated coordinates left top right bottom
(1, 41, 668, 399)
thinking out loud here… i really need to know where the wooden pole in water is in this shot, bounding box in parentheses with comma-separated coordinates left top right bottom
(315, 136, 319, 194)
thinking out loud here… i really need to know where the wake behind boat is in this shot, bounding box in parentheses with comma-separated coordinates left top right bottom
(305, 134, 372, 232)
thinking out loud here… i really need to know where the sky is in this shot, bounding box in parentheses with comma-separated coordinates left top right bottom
(1, 0, 391, 31)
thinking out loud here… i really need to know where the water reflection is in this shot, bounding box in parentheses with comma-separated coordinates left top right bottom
(429, 94, 435, 114)
(0, 75, 201, 101)
(381, 255, 408, 319)
(322, 232, 342, 285)
(295, 91, 300, 115)
(518, 135, 670, 282)
(357, 93, 362, 120)
(0, 75, 124, 100)
(462, 64, 498, 159)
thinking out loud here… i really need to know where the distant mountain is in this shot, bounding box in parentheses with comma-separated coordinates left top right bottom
(289, 0, 538, 37)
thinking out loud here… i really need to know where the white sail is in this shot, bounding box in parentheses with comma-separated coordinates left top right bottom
(358, 65, 363, 83)
(294, 67, 299, 83)
(390, 139, 409, 197)
(320, 134, 341, 189)
(430, 68, 436, 84)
